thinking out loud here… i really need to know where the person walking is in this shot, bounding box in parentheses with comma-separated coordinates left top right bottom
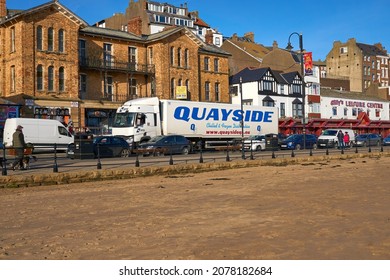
(337, 130, 344, 149)
(11, 125, 26, 170)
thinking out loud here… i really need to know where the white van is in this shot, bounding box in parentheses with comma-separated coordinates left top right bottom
(3, 118, 74, 152)
(317, 129, 356, 148)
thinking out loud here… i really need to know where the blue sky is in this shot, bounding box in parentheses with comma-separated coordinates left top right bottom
(7, 0, 390, 61)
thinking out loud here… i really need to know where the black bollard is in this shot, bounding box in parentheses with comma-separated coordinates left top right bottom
(368, 146, 372, 153)
(135, 152, 140, 167)
(169, 145, 173, 165)
(291, 149, 295, 158)
(341, 146, 344, 155)
(53, 143, 58, 173)
(249, 139, 254, 160)
(96, 143, 102, 170)
(272, 151, 276, 159)
(226, 141, 230, 162)
(310, 148, 313, 156)
(2, 146, 7, 176)
(355, 145, 358, 153)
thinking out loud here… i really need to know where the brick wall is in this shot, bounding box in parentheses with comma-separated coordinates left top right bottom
(1, 8, 80, 99)
(0, 0, 6, 19)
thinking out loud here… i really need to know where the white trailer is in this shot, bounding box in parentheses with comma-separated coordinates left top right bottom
(112, 97, 278, 149)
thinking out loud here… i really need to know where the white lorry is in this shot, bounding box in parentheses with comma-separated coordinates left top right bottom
(3, 118, 74, 152)
(112, 97, 278, 149)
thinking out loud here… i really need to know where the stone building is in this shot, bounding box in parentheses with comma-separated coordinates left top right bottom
(96, 0, 223, 47)
(0, 0, 230, 133)
(0, 0, 88, 128)
(326, 38, 389, 93)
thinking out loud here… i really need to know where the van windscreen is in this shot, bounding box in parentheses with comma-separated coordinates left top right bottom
(322, 130, 337, 136)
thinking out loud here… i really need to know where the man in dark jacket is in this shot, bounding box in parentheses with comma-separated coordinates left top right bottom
(11, 125, 26, 170)
(337, 130, 344, 149)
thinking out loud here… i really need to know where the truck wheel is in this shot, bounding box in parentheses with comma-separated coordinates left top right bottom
(181, 147, 189, 155)
(120, 148, 130, 157)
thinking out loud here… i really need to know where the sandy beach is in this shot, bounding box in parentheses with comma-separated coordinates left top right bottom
(1, 155, 389, 260)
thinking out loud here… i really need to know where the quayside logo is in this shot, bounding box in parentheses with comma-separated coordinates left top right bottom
(173, 106, 274, 123)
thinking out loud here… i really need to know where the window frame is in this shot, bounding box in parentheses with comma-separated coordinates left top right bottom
(48, 27, 54, 52)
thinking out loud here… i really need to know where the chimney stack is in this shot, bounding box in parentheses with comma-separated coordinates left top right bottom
(0, 0, 7, 19)
(127, 17, 142, 36)
(205, 29, 213, 45)
(244, 32, 254, 42)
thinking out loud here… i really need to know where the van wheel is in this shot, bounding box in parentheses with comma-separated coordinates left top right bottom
(120, 148, 130, 157)
(255, 145, 262, 151)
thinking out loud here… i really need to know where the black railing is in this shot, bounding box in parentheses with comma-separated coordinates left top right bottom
(1, 143, 389, 178)
(79, 57, 155, 74)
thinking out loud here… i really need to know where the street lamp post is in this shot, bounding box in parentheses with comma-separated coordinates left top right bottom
(286, 32, 306, 149)
(239, 77, 245, 159)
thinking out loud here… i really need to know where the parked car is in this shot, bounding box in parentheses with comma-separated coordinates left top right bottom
(383, 135, 390, 146)
(279, 134, 318, 150)
(67, 136, 131, 158)
(353, 133, 382, 147)
(243, 135, 266, 151)
(137, 135, 192, 156)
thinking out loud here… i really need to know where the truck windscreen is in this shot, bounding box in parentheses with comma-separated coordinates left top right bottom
(113, 112, 135, 128)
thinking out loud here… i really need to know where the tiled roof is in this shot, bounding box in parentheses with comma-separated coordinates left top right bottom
(281, 71, 300, 83)
(320, 88, 388, 102)
(230, 67, 299, 85)
(356, 43, 387, 56)
(225, 38, 270, 60)
(0, 1, 88, 27)
(80, 26, 143, 41)
(194, 17, 209, 28)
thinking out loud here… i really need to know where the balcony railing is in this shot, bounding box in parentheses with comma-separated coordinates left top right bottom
(79, 57, 155, 75)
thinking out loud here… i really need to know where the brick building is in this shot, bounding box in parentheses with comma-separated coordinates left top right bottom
(0, 0, 87, 129)
(326, 38, 389, 93)
(0, 0, 230, 133)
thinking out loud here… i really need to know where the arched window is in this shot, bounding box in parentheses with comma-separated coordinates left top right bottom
(48, 66, 54, 91)
(48, 27, 54, 51)
(177, 47, 181, 67)
(37, 65, 43, 90)
(185, 79, 190, 100)
(58, 29, 64, 52)
(36, 26, 43, 50)
(59, 67, 65, 91)
(215, 82, 220, 102)
(170, 46, 175, 65)
(184, 49, 189, 68)
(171, 78, 175, 99)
